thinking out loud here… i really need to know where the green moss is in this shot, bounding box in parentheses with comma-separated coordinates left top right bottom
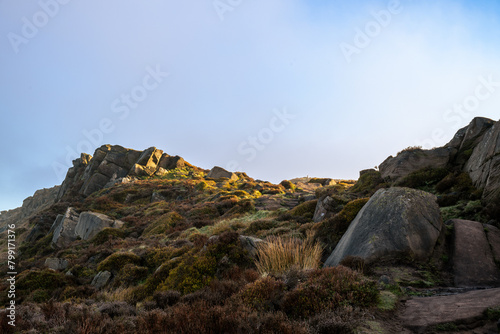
(97, 252, 141, 273)
(378, 291, 398, 311)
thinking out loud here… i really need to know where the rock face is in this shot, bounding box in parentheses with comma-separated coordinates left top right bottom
(49, 207, 79, 248)
(75, 212, 124, 241)
(207, 166, 238, 181)
(324, 187, 442, 266)
(450, 219, 500, 287)
(44, 258, 69, 271)
(379, 147, 451, 182)
(464, 120, 500, 205)
(57, 145, 189, 201)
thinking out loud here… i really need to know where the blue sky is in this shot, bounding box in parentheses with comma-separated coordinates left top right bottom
(1, 0, 500, 211)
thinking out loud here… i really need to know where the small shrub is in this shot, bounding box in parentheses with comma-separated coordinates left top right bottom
(117, 264, 149, 285)
(289, 200, 318, 218)
(349, 170, 385, 195)
(280, 180, 296, 191)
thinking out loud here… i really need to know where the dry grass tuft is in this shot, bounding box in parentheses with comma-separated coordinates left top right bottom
(255, 232, 322, 276)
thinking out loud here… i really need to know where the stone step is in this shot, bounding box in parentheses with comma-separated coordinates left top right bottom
(400, 287, 500, 332)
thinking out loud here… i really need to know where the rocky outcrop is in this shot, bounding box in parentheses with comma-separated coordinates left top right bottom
(450, 219, 500, 287)
(57, 145, 190, 201)
(324, 187, 442, 266)
(75, 212, 124, 240)
(49, 207, 79, 248)
(0, 186, 60, 233)
(379, 147, 451, 182)
(207, 166, 238, 181)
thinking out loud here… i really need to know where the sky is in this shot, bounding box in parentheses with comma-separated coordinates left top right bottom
(1, 0, 500, 212)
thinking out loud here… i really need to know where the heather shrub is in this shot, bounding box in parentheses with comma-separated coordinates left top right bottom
(239, 276, 286, 311)
(282, 266, 378, 318)
(308, 308, 362, 334)
(153, 290, 181, 308)
(17, 269, 69, 294)
(255, 234, 322, 276)
(116, 264, 149, 286)
(98, 301, 136, 319)
(98, 252, 142, 273)
(280, 180, 296, 191)
(91, 228, 126, 245)
(142, 212, 185, 237)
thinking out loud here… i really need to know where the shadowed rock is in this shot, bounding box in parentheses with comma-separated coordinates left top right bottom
(49, 207, 79, 248)
(450, 219, 500, 287)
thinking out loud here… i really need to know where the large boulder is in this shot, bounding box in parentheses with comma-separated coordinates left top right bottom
(207, 166, 238, 181)
(75, 212, 124, 240)
(450, 219, 500, 287)
(379, 147, 451, 182)
(49, 207, 80, 248)
(324, 187, 442, 266)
